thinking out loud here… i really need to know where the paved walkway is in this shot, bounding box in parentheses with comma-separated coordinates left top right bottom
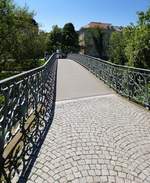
(56, 59, 114, 101)
(28, 59, 150, 183)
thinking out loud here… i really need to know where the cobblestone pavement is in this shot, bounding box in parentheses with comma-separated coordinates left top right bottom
(28, 94, 150, 183)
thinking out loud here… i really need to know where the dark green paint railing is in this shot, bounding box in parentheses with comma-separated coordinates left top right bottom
(68, 54, 150, 109)
(0, 52, 149, 182)
(0, 54, 58, 182)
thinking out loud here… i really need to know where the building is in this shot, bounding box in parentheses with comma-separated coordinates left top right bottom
(83, 22, 112, 30)
(78, 22, 122, 58)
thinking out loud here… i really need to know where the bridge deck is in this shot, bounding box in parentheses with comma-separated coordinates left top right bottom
(28, 59, 150, 183)
(56, 59, 114, 101)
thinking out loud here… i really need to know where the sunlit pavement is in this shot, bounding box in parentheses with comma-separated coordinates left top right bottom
(28, 60, 150, 183)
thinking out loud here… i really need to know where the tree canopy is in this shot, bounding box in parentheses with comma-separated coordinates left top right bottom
(62, 23, 79, 54)
(0, 0, 48, 73)
(46, 23, 79, 55)
(91, 28, 103, 58)
(0, 1, 79, 75)
(109, 31, 127, 65)
(0, 0, 15, 62)
(47, 25, 62, 54)
(109, 8, 150, 69)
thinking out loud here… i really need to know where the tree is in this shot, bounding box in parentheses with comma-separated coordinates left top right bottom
(124, 9, 150, 68)
(62, 23, 79, 54)
(11, 7, 39, 62)
(0, 0, 49, 72)
(125, 26, 150, 68)
(0, 0, 15, 68)
(138, 9, 150, 26)
(109, 31, 127, 65)
(35, 31, 48, 58)
(46, 23, 79, 55)
(108, 8, 150, 69)
(47, 25, 62, 54)
(91, 28, 103, 58)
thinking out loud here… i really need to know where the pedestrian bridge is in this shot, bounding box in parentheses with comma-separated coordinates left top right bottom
(0, 54, 150, 183)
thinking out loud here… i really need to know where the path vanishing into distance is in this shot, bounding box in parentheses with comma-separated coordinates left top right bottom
(28, 59, 150, 183)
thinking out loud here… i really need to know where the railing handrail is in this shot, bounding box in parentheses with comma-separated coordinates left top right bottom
(80, 54, 150, 73)
(0, 53, 58, 182)
(68, 53, 150, 109)
(0, 53, 56, 85)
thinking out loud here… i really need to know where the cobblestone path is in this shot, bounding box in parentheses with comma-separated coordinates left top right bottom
(27, 60, 150, 183)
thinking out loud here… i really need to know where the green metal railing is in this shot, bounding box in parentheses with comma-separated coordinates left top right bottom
(68, 54, 150, 109)
(0, 54, 58, 182)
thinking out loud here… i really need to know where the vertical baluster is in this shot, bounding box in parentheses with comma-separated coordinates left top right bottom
(0, 122, 4, 181)
(0, 86, 6, 181)
(145, 74, 150, 109)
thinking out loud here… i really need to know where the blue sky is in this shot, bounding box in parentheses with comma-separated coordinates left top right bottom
(14, 0, 150, 32)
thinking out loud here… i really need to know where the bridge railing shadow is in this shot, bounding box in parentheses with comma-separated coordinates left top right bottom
(0, 54, 58, 182)
(68, 53, 150, 109)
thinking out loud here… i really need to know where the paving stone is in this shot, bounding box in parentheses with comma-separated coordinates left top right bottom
(43, 166, 49, 173)
(74, 171, 82, 178)
(100, 175, 108, 182)
(35, 176, 44, 183)
(27, 94, 150, 183)
(66, 173, 75, 181)
(27, 181, 33, 183)
(108, 175, 116, 182)
(88, 169, 96, 176)
(86, 176, 94, 182)
(30, 174, 37, 181)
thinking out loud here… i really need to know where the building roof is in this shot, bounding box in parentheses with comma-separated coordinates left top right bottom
(83, 22, 112, 30)
(78, 22, 123, 33)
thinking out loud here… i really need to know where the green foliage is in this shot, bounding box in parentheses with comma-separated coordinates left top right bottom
(0, 58, 44, 71)
(0, 1, 79, 80)
(47, 25, 62, 54)
(109, 31, 127, 65)
(0, 94, 5, 107)
(38, 58, 46, 66)
(109, 8, 150, 69)
(138, 9, 150, 26)
(35, 31, 48, 58)
(83, 28, 111, 59)
(11, 7, 39, 61)
(91, 28, 103, 58)
(0, 0, 48, 77)
(62, 23, 79, 54)
(0, 58, 45, 80)
(0, 0, 15, 61)
(46, 23, 79, 55)
(0, 72, 17, 80)
(124, 12, 150, 68)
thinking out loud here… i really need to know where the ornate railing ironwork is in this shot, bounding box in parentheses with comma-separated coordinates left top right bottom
(68, 54, 150, 109)
(0, 53, 58, 182)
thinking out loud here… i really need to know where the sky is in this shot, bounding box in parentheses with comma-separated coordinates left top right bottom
(14, 0, 150, 32)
